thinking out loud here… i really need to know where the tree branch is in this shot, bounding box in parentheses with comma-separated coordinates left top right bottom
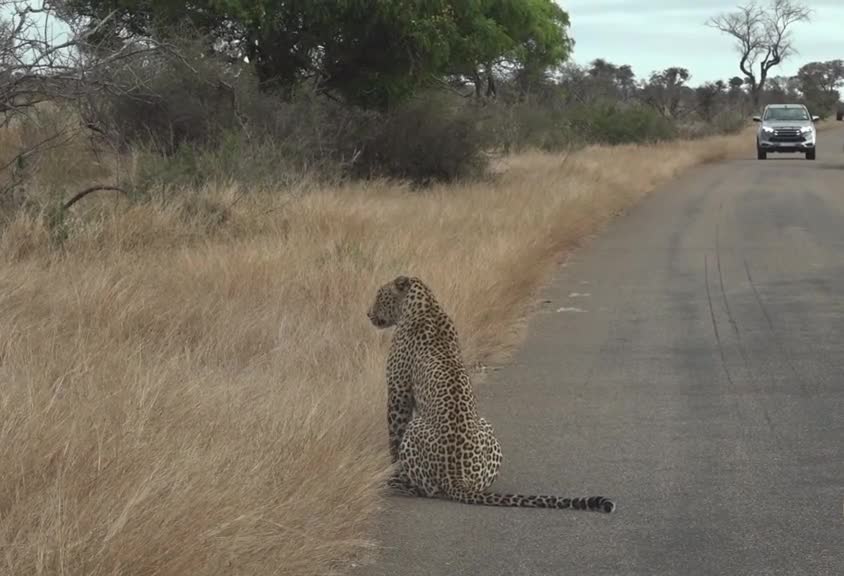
(708, 0, 809, 105)
(62, 185, 128, 210)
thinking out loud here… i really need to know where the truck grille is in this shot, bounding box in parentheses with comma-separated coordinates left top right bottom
(771, 128, 804, 142)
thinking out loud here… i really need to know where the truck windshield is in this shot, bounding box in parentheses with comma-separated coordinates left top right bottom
(764, 107, 810, 121)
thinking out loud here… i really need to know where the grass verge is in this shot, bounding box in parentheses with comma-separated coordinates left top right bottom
(0, 129, 751, 575)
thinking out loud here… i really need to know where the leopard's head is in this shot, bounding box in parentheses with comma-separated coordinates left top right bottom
(367, 275, 412, 329)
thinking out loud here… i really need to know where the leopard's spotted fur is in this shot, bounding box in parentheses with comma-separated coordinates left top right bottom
(367, 275, 615, 512)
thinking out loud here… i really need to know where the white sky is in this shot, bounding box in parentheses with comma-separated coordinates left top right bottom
(558, 0, 844, 85)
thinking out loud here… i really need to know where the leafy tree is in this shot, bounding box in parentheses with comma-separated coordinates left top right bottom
(572, 59, 637, 102)
(61, 0, 573, 108)
(765, 74, 800, 102)
(584, 58, 621, 101)
(696, 81, 725, 122)
(471, 0, 572, 97)
(796, 60, 844, 115)
(642, 67, 690, 119)
(706, 0, 811, 107)
(587, 58, 616, 79)
(614, 64, 636, 101)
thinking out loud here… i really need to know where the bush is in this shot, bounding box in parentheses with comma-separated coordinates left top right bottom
(90, 48, 241, 153)
(479, 97, 680, 153)
(486, 99, 573, 153)
(353, 92, 490, 184)
(87, 36, 492, 187)
(710, 110, 747, 134)
(87, 36, 370, 158)
(90, 46, 380, 190)
(568, 104, 677, 145)
(128, 89, 492, 190)
(129, 102, 370, 191)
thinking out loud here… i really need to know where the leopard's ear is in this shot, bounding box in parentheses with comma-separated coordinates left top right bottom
(394, 276, 411, 292)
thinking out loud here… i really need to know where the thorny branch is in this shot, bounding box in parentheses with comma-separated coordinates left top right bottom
(0, 0, 174, 194)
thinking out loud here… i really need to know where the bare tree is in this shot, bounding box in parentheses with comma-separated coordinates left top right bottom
(706, 0, 811, 108)
(0, 0, 169, 199)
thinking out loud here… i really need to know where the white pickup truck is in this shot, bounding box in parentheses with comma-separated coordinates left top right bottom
(753, 103, 819, 161)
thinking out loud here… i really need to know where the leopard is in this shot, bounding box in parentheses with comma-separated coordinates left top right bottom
(367, 274, 615, 513)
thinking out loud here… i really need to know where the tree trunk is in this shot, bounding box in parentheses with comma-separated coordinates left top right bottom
(485, 69, 496, 98)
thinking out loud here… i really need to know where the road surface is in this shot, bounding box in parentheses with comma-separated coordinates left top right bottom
(362, 125, 844, 576)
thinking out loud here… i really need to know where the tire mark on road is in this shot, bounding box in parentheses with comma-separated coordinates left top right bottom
(743, 258, 815, 397)
(715, 215, 780, 445)
(715, 222, 740, 342)
(705, 254, 736, 390)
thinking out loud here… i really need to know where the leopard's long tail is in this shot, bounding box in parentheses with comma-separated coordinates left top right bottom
(388, 476, 615, 512)
(450, 491, 615, 513)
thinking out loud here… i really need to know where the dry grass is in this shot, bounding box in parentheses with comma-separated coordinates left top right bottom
(0, 127, 752, 575)
(0, 105, 112, 206)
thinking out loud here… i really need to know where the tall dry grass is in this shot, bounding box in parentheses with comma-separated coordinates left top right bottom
(0, 130, 751, 575)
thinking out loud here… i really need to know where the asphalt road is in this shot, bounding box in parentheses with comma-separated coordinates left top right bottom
(361, 125, 844, 576)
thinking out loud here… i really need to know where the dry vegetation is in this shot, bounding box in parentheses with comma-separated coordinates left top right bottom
(0, 125, 751, 575)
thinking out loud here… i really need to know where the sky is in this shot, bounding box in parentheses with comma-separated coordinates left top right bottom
(558, 0, 844, 86)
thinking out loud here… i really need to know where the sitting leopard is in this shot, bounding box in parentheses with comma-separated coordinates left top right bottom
(367, 275, 615, 513)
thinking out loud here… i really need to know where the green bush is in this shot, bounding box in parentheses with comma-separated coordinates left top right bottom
(479, 97, 681, 153)
(568, 104, 676, 145)
(486, 100, 573, 153)
(710, 110, 747, 134)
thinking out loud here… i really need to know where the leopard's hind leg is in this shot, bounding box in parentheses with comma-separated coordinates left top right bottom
(477, 417, 503, 491)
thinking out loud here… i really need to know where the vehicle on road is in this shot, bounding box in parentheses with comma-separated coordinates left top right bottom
(753, 103, 819, 161)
